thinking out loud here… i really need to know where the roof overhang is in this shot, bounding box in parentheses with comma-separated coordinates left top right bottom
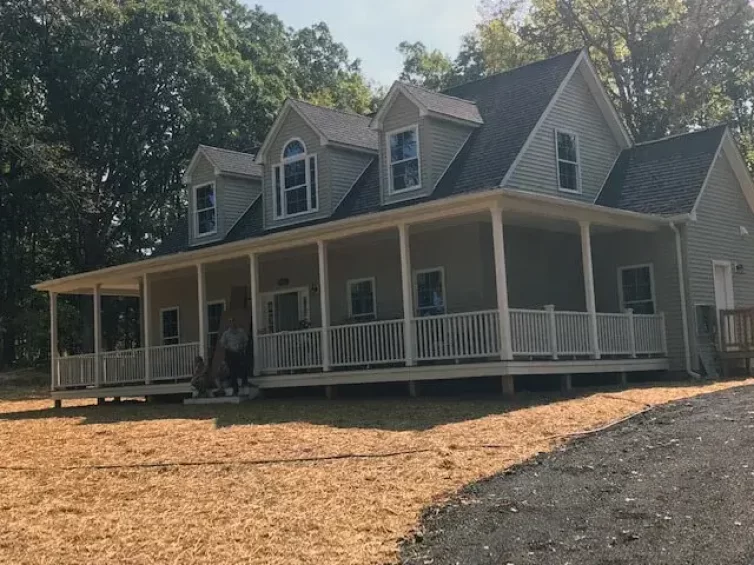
(34, 187, 673, 295)
(254, 100, 328, 163)
(182, 145, 219, 184)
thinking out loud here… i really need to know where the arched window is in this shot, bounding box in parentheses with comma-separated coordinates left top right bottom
(273, 139, 318, 218)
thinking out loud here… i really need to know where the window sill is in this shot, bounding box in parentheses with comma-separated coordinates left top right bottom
(273, 208, 319, 221)
(557, 187, 582, 195)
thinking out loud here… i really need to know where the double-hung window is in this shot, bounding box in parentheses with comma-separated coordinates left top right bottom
(619, 265, 656, 314)
(415, 268, 445, 316)
(194, 183, 217, 236)
(555, 130, 581, 193)
(273, 139, 318, 218)
(347, 278, 376, 321)
(160, 307, 180, 346)
(388, 126, 420, 193)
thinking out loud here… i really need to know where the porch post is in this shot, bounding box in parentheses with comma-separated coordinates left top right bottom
(248, 252, 261, 376)
(142, 273, 152, 384)
(197, 263, 207, 359)
(317, 240, 331, 371)
(49, 292, 58, 390)
(490, 205, 513, 360)
(93, 284, 102, 386)
(398, 223, 415, 366)
(579, 221, 600, 359)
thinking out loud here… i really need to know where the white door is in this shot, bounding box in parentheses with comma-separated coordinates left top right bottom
(713, 261, 735, 346)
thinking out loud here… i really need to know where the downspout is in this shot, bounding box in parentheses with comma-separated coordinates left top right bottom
(670, 221, 701, 379)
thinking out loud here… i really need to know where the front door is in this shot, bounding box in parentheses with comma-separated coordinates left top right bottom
(275, 291, 301, 331)
(713, 261, 735, 345)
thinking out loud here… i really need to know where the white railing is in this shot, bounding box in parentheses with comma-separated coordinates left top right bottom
(57, 354, 97, 388)
(101, 348, 146, 385)
(635, 313, 667, 355)
(259, 328, 322, 372)
(330, 319, 405, 367)
(510, 308, 552, 356)
(414, 310, 500, 361)
(597, 313, 633, 356)
(150, 342, 201, 381)
(555, 311, 593, 356)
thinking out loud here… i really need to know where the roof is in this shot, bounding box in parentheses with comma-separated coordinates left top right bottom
(289, 99, 377, 151)
(199, 145, 263, 178)
(388, 83, 484, 125)
(597, 125, 727, 215)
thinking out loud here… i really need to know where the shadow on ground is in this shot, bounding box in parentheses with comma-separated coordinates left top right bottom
(0, 373, 719, 432)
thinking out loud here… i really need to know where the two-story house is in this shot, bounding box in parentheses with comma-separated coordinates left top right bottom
(36, 49, 754, 405)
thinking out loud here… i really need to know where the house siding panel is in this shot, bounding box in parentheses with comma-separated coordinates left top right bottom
(427, 117, 471, 189)
(220, 177, 261, 236)
(504, 65, 621, 202)
(329, 148, 374, 210)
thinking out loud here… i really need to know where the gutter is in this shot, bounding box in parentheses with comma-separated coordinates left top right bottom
(670, 220, 701, 379)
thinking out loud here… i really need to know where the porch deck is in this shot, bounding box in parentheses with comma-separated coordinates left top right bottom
(52, 307, 667, 399)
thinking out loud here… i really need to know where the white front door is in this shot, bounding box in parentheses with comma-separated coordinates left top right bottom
(713, 261, 734, 313)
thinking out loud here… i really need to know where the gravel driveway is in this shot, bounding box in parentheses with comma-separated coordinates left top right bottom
(401, 385, 754, 565)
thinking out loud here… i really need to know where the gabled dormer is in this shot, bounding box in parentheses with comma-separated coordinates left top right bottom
(183, 145, 262, 247)
(370, 83, 483, 205)
(255, 99, 377, 229)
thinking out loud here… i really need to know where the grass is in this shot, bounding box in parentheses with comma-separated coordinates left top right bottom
(0, 373, 751, 565)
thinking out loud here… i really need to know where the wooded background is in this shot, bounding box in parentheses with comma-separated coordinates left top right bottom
(1, 0, 753, 369)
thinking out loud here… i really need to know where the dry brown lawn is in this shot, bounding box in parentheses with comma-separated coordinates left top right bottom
(1, 376, 752, 565)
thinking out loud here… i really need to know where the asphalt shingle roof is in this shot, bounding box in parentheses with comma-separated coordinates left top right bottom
(597, 125, 727, 215)
(400, 83, 483, 125)
(290, 100, 378, 151)
(200, 145, 263, 178)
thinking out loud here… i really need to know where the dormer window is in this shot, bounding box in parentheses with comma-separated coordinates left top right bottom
(273, 139, 318, 219)
(194, 182, 217, 237)
(388, 126, 420, 193)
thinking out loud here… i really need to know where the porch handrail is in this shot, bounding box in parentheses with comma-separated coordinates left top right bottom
(414, 309, 500, 361)
(258, 328, 322, 373)
(150, 342, 200, 381)
(57, 353, 97, 388)
(634, 313, 666, 355)
(330, 319, 404, 367)
(101, 348, 146, 385)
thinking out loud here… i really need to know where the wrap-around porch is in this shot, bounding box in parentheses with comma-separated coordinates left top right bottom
(47, 196, 671, 397)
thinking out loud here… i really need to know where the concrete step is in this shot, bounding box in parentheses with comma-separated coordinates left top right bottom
(183, 395, 247, 405)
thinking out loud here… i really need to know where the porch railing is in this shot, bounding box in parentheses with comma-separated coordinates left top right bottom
(330, 319, 404, 367)
(596, 313, 633, 356)
(258, 328, 322, 373)
(57, 353, 97, 388)
(414, 309, 500, 361)
(150, 342, 201, 381)
(634, 313, 667, 355)
(102, 348, 146, 385)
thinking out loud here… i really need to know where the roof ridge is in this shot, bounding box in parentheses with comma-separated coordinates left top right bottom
(401, 81, 479, 106)
(442, 49, 583, 95)
(291, 98, 371, 121)
(633, 124, 728, 148)
(200, 144, 256, 157)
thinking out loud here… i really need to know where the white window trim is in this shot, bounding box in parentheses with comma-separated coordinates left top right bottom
(386, 125, 422, 195)
(346, 277, 377, 320)
(617, 263, 656, 314)
(206, 299, 226, 337)
(159, 306, 180, 345)
(554, 128, 582, 194)
(259, 286, 311, 333)
(413, 266, 446, 316)
(193, 182, 217, 238)
(273, 138, 319, 220)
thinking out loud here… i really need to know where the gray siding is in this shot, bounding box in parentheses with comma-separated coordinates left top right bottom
(262, 111, 331, 229)
(329, 148, 374, 209)
(592, 228, 685, 370)
(504, 65, 621, 202)
(188, 154, 223, 246)
(426, 117, 472, 189)
(686, 151, 754, 369)
(219, 176, 261, 235)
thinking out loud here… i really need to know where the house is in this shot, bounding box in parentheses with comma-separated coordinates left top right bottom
(34, 49, 754, 405)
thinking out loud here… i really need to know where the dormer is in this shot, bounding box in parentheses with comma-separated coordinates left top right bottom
(182, 145, 262, 247)
(255, 99, 377, 229)
(370, 83, 483, 205)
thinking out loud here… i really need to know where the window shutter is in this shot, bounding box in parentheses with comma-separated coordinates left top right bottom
(273, 165, 282, 218)
(308, 155, 318, 210)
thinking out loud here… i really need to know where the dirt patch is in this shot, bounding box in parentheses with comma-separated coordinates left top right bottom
(401, 384, 754, 565)
(0, 378, 752, 565)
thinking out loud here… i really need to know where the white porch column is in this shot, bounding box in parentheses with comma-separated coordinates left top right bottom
(93, 284, 102, 386)
(317, 240, 331, 371)
(579, 221, 601, 359)
(248, 252, 261, 376)
(490, 205, 513, 360)
(49, 292, 58, 390)
(142, 273, 152, 384)
(197, 263, 207, 359)
(398, 223, 415, 366)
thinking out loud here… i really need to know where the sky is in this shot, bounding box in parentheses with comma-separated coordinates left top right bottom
(251, 0, 481, 86)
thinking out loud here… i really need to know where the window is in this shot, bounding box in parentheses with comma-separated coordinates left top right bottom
(273, 139, 318, 219)
(388, 126, 420, 193)
(555, 130, 581, 193)
(347, 278, 376, 321)
(415, 268, 445, 316)
(207, 300, 225, 354)
(619, 265, 655, 315)
(194, 183, 217, 236)
(160, 307, 180, 346)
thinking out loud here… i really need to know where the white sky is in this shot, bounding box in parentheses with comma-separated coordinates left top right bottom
(251, 0, 481, 86)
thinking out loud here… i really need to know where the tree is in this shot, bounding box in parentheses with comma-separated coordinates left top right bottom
(397, 41, 457, 89)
